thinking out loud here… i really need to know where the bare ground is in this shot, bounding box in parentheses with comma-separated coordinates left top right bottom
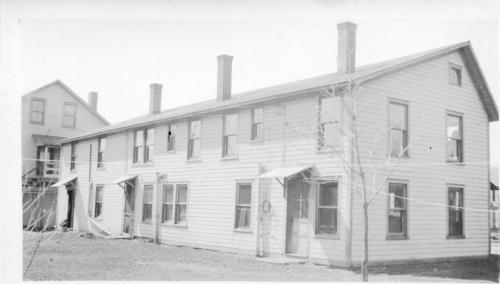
(23, 231, 500, 282)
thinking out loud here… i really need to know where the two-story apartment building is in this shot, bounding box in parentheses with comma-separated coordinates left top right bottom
(54, 22, 498, 265)
(22, 80, 109, 230)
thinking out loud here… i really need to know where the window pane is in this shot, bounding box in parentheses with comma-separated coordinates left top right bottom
(390, 129, 408, 157)
(190, 139, 200, 158)
(252, 123, 263, 140)
(135, 130, 144, 145)
(31, 112, 43, 123)
(96, 187, 103, 202)
(162, 204, 173, 222)
(446, 139, 459, 161)
(146, 129, 155, 145)
(225, 135, 237, 156)
(318, 208, 337, 234)
(167, 125, 176, 151)
(64, 104, 76, 115)
(99, 138, 106, 152)
(319, 182, 338, 206)
(163, 184, 174, 203)
(175, 204, 187, 223)
(190, 120, 200, 138)
(224, 114, 237, 135)
(449, 210, 463, 236)
(235, 206, 251, 228)
(389, 183, 406, 209)
(143, 204, 152, 221)
(143, 186, 153, 203)
(237, 184, 252, 205)
(389, 103, 407, 130)
(32, 99, 44, 111)
(253, 108, 263, 123)
(447, 115, 461, 139)
(388, 210, 404, 233)
(63, 115, 74, 127)
(176, 184, 187, 203)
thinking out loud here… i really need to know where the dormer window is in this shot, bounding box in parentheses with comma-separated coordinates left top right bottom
(449, 64, 462, 87)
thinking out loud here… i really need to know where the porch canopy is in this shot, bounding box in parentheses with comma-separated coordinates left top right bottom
(51, 176, 77, 187)
(112, 175, 137, 189)
(258, 165, 314, 186)
(32, 134, 65, 146)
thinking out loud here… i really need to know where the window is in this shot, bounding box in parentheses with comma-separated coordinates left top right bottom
(316, 181, 338, 235)
(145, 128, 154, 162)
(161, 183, 188, 225)
(167, 124, 176, 151)
(448, 187, 464, 237)
(389, 102, 408, 157)
(188, 120, 201, 159)
(223, 114, 238, 157)
(97, 137, 106, 168)
(446, 114, 463, 162)
(449, 65, 462, 86)
(62, 102, 77, 128)
(30, 98, 45, 124)
(142, 185, 153, 223)
(387, 182, 407, 238)
(235, 183, 252, 229)
(251, 108, 263, 141)
(133, 128, 154, 163)
(318, 96, 340, 150)
(94, 185, 103, 218)
(70, 143, 76, 170)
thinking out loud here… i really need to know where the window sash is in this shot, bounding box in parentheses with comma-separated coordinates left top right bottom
(162, 183, 188, 225)
(167, 124, 176, 151)
(142, 186, 153, 222)
(235, 183, 252, 229)
(97, 138, 106, 167)
(448, 188, 464, 237)
(70, 143, 76, 170)
(251, 108, 263, 140)
(316, 181, 338, 235)
(94, 186, 103, 218)
(31, 99, 45, 124)
(387, 183, 407, 236)
(62, 103, 76, 127)
(446, 115, 463, 162)
(188, 121, 201, 159)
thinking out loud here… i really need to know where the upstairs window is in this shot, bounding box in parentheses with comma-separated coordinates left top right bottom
(94, 185, 103, 218)
(235, 183, 252, 229)
(145, 128, 154, 162)
(162, 183, 188, 225)
(142, 185, 153, 223)
(97, 137, 106, 168)
(133, 128, 154, 163)
(167, 124, 176, 151)
(188, 120, 201, 160)
(448, 187, 464, 238)
(318, 96, 340, 150)
(316, 180, 338, 235)
(70, 142, 77, 170)
(62, 102, 77, 128)
(446, 114, 463, 162)
(30, 98, 45, 125)
(223, 114, 238, 157)
(251, 108, 263, 141)
(389, 102, 409, 157)
(449, 64, 462, 86)
(387, 182, 408, 238)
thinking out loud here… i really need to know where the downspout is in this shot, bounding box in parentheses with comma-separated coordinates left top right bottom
(154, 172, 160, 244)
(255, 164, 265, 256)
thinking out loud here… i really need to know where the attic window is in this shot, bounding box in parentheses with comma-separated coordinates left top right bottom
(449, 64, 462, 87)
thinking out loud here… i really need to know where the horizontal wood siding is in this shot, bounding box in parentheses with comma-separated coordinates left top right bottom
(350, 51, 489, 261)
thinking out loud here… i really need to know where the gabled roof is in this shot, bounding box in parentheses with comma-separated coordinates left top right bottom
(60, 41, 498, 144)
(23, 79, 110, 125)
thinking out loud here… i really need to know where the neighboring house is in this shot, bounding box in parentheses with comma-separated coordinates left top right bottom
(22, 80, 109, 230)
(54, 22, 498, 265)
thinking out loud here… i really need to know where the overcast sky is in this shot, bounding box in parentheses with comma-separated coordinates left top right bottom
(5, 0, 500, 167)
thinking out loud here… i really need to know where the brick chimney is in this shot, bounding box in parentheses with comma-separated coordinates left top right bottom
(337, 22, 357, 74)
(217, 55, 233, 101)
(149, 83, 162, 115)
(88, 92, 98, 111)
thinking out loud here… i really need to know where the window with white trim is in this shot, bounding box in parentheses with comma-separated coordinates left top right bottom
(318, 96, 340, 150)
(449, 65, 462, 86)
(389, 102, 408, 157)
(167, 124, 176, 151)
(133, 128, 154, 163)
(446, 114, 463, 162)
(387, 182, 407, 238)
(142, 185, 153, 223)
(448, 187, 464, 237)
(188, 120, 201, 159)
(251, 108, 263, 141)
(223, 114, 238, 157)
(162, 183, 188, 225)
(30, 98, 45, 124)
(70, 142, 77, 170)
(62, 102, 77, 128)
(316, 180, 338, 235)
(97, 137, 106, 168)
(235, 183, 252, 229)
(94, 185, 103, 218)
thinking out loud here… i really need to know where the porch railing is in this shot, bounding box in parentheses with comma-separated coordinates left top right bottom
(36, 160, 60, 178)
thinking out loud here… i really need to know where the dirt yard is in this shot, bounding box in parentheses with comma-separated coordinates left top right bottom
(23, 231, 499, 282)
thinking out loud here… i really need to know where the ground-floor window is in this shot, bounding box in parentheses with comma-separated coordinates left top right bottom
(316, 180, 338, 235)
(387, 182, 408, 239)
(448, 187, 464, 238)
(235, 183, 252, 229)
(162, 183, 188, 225)
(94, 185, 103, 218)
(142, 185, 153, 223)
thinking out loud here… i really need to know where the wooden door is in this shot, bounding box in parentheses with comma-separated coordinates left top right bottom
(123, 183, 135, 235)
(286, 179, 310, 256)
(66, 188, 75, 228)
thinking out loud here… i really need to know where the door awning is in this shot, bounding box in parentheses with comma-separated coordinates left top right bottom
(33, 134, 65, 146)
(51, 176, 77, 187)
(258, 165, 314, 179)
(112, 175, 137, 185)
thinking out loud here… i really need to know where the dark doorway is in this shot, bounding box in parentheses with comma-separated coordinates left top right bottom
(66, 187, 76, 228)
(123, 181, 135, 235)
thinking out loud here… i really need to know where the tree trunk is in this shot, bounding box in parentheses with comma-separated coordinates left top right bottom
(362, 202, 369, 281)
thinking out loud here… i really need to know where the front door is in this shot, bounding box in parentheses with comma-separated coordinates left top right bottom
(123, 182, 135, 236)
(286, 178, 310, 257)
(66, 187, 75, 228)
